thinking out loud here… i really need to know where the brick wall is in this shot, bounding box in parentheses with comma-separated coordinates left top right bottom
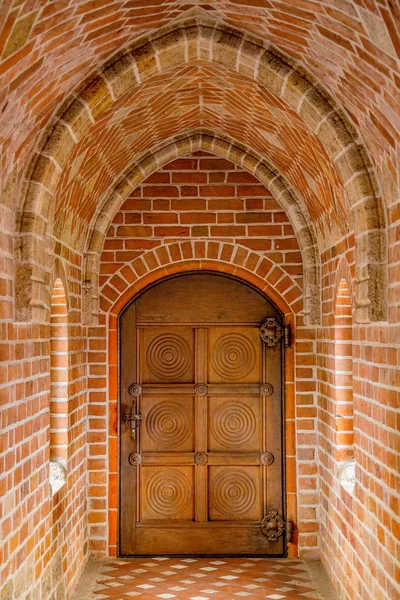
(0, 232, 89, 599)
(85, 153, 318, 558)
(318, 239, 400, 600)
(1, 142, 399, 599)
(100, 153, 303, 289)
(90, 152, 399, 599)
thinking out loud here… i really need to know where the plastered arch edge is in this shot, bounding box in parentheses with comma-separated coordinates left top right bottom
(15, 15, 387, 325)
(83, 131, 320, 326)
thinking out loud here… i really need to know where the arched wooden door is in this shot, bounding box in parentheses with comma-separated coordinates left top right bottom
(120, 273, 286, 556)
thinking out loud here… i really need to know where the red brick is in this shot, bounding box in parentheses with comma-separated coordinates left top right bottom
(199, 158, 233, 170)
(143, 186, 179, 197)
(200, 186, 235, 197)
(154, 226, 190, 237)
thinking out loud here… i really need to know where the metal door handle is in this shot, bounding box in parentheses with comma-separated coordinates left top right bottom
(124, 411, 142, 439)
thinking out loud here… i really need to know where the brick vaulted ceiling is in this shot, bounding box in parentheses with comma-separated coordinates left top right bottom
(1, 0, 398, 185)
(54, 61, 344, 245)
(1, 1, 395, 326)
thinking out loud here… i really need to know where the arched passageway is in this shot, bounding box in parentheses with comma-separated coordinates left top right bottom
(0, 5, 398, 600)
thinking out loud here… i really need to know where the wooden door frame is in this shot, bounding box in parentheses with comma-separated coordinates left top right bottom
(106, 262, 297, 558)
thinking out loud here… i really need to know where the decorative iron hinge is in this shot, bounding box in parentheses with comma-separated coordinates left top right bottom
(260, 318, 283, 347)
(261, 511, 294, 543)
(260, 318, 291, 348)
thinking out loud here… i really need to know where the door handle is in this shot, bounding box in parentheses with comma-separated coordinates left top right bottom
(125, 384, 142, 439)
(124, 407, 142, 440)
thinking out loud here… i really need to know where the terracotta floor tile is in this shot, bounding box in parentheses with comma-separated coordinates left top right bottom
(93, 557, 321, 599)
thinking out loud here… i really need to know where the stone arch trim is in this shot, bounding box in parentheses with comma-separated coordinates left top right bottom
(100, 240, 302, 320)
(16, 15, 386, 324)
(16, 250, 70, 326)
(84, 131, 318, 326)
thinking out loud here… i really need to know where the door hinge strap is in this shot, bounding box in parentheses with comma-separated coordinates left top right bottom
(284, 325, 290, 347)
(286, 519, 294, 543)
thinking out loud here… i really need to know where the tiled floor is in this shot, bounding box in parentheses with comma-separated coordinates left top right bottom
(92, 557, 321, 599)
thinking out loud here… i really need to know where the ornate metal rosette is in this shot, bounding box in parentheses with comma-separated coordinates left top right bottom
(128, 383, 142, 397)
(195, 383, 208, 397)
(261, 511, 285, 541)
(128, 453, 142, 466)
(260, 452, 274, 466)
(260, 383, 274, 397)
(194, 452, 208, 465)
(260, 318, 284, 347)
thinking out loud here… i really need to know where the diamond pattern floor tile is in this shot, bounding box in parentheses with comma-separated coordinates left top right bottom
(92, 557, 321, 599)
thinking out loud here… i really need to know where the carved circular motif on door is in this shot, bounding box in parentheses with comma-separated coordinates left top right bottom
(128, 383, 142, 397)
(147, 402, 191, 448)
(194, 452, 208, 465)
(211, 401, 256, 447)
(128, 453, 142, 465)
(146, 469, 192, 517)
(211, 333, 256, 380)
(146, 334, 192, 380)
(260, 383, 274, 397)
(211, 469, 256, 517)
(195, 383, 208, 396)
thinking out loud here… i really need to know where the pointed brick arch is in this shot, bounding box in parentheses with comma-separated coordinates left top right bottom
(15, 16, 386, 324)
(83, 132, 319, 326)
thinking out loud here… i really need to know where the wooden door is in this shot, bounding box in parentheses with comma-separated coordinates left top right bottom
(120, 273, 285, 556)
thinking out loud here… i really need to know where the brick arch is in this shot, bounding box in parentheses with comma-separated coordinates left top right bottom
(104, 241, 302, 318)
(83, 132, 318, 326)
(16, 15, 386, 324)
(103, 240, 301, 320)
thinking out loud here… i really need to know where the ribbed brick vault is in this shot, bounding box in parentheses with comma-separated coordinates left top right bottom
(1, 2, 398, 184)
(10, 15, 388, 325)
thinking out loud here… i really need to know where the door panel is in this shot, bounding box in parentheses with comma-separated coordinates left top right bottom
(141, 327, 194, 383)
(209, 466, 262, 521)
(120, 273, 285, 556)
(209, 328, 260, 383)
(141, 396, 194, 452)
(209, 396, 261, 451)
(140, 466, 194, 521)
